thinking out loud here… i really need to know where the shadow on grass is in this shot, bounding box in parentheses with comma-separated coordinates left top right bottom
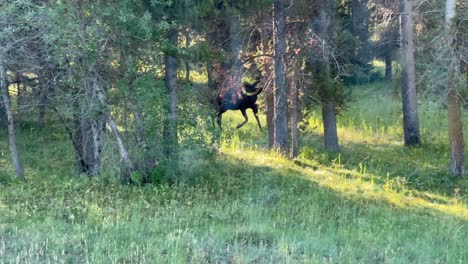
(298, 129, 467, 203)
(1, 128, 467, 262)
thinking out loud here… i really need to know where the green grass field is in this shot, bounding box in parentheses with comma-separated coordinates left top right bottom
(1, 82, 467, 263)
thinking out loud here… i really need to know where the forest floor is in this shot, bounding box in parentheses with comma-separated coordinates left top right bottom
(0, 82, 467, 263)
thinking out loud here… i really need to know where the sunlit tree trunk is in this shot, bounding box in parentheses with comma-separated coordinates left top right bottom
(272, 0, 289, 154)
(445, 0, 464, 176)
(0, 60, 25, 180)
(289, 66, 299, 157)
(400, 0, 420, 146)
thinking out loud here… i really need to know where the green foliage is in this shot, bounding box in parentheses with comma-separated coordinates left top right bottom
(1, 82, 468, 262)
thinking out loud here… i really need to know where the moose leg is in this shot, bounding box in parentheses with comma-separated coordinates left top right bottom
(236, 109, 249, 129)
(252, 104, 263, 132)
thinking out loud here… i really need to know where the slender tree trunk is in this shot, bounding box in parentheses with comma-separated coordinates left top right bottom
(76, 116, 101, 176)
(131, 100, 157, 178)
(185, 29, 191, 82)
(385, 54, 392, 80)
(0, 61, 25, 180)
(16, 73, 21, 117)
(227, 13, 243, 88)
(90, 119, 102, 176)
(38, 78, 47, 128)
(445, 0, 464, 176)
(448, 89, 464, 176)
(261, 15, 275, 148)
(272, 0, 289, 154)
(0, 95, 6, 129)
(164, 28, 179, 156)
(289, 67, 299, 157)
(108, 116, 135, 172)
(93, 75, 134, 181)
(322, 101, 339, 151)
(400, 0, 420, 146)
(133, 107, 148, 152)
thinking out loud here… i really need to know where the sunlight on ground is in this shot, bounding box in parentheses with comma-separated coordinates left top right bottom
(222, 147, 468, 220)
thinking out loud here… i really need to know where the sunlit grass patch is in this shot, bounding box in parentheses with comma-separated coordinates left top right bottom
(1, 81, 467, 262)
(222, 146, 467, 220)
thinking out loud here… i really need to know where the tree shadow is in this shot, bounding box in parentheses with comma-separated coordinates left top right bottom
(297, 128, 467, 203)
(214, 148, 467, 220)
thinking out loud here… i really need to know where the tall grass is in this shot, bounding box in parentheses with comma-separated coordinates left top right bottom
(0, 82, 467, 263)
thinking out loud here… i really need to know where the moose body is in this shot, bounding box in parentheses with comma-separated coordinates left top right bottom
(217, 79, 263, 131)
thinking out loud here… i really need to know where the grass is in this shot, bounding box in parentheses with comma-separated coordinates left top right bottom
(0, 81, 467, 263)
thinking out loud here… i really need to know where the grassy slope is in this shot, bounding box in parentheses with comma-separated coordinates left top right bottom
(0, 82, 467, 263)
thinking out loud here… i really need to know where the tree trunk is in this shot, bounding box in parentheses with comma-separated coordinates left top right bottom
(93, 73, 135, 180)
(272, 0, 289, 154)
(322, 101, 339, 152)
(446, 0, 464, 176)
(185, 29, 191, 82)
(400, 0, 420, 146)
(227, 13, 243, 86)
(90, 119, 102, 176)
(261, 14, 275, 148)
(385, 54, 392, 80)
(73, 114, 101, 176)
(0, 96, 6, 129)
(351, 0, 369, 42)
(0, 61, 25, 180)
(16, 73, 21, 117)
(131, 100, 157, 178)
(312, 0, 340, 152)
(448, 89, 464, 176)
(289, 67, 299, 157)
(164, 28, 179, 157)
(38, 78, 47, 128)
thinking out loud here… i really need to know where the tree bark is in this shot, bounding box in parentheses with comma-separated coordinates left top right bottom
(0, 61, 25, 180)
(322, 101, 339, 152)
(272, 0, 289, 154)
(38, 78, 47, 128)
(289, 67, 299, 157)
(93, 73, 135, 180)
(400, 0, 420, 146)
(73, 114, 102, 176)
(261, 14, 275, 148)
(385, 54, 392, 80)
(0, 95, 6, 129)
(312, 1, 340, 152)
(16, 73, 21, 117)
(445, 0, 464, 176)
(227, 13, 243, 87)
(90, 119, 102, 176)
(185, 29, 191, 82)
(164, 28, 179, 157)
(448, 89, 464, 176)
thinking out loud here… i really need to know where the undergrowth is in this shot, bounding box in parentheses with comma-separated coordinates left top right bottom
(0, 82, 467, 263)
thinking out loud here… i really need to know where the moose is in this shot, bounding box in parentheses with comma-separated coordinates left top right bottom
(216, 76, 263, 131)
